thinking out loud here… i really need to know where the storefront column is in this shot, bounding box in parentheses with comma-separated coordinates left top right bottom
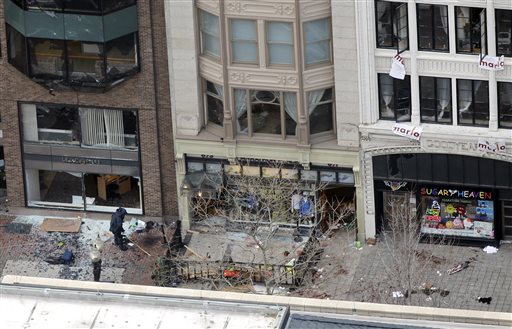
(354, 167, 366, 242)
(25, 169, 40, 202)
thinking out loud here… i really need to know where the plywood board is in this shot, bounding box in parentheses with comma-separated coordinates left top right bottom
(41, 218, 82, 233)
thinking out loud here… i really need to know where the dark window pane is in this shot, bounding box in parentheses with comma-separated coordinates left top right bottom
(7, 25, 28, 74)
(456, 7, 486, 54)
(376, 1, 407, 50)
(420, 76, 451, 124)
(26, 0, 63, 11)
(206, 81, 224, 126)
(474, 81, 489, 126)
(499, 82, 512, 128)
(496, 10, 512, 57)
(284, 93, 297, 136)
(67, 41, 105, 84)
(122, 110, 138, 148)
(417, 4, 433, 50)
(251, 90, 281, 134)
(309, 88, 333, 134)
(63, 0, 102, 13)
(32, 104, 81, 143)
(395, 76, 411, 121)
(102, 0, 136, 14)
(27, 38, 66, 80)
(434, 5, 449, 51)
(457, 79, 474, 125)
(379, 73, 395, 119)
(105, 33, 138, 81)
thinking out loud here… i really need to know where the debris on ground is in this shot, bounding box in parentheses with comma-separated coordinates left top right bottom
(447, 261, 470, 275)
(477, 296, 492, 304)
(483, 246, 498, 254)
(366, 237, 377, 245)
(392, 291, 404, 298)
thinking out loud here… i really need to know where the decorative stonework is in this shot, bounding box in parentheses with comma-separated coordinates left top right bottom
(226, 1, 246, 13)
(303, 66, 335, 88)
(228, 69, 299, 89)
(196, 0, 220, 13)
(273, 4, 294, 15)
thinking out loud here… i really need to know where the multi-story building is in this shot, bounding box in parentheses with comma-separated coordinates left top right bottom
(356, 0, 512, 243)
(0, 0, 178, 220)
(165, 0, 364, 238)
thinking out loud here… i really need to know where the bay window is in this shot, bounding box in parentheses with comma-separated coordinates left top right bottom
(308, 88, 334, 134)
(303, 18, 331, 66)
(267, 22, 294, 66)
(205, 80, 224, 126)
(456, 7, 486, 54)
(457, 79, 489, 127)
(420, 77, 452, 124)
(230, 19, 258, 64)
(235, 89, 297, 138)
(378, 74, 411, 122)
(199, 10, 220, 59)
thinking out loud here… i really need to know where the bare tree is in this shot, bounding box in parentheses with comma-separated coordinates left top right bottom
(153, 162, 356, 295)
(365, 190, 450, 306)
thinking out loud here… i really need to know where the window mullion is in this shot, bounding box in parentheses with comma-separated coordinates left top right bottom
(472, 80, 476, 125)
(247, 89, 253, 136)
(280, 92, 285, 139)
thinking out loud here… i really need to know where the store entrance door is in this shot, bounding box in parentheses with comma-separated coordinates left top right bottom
(501, 200, 512, 240)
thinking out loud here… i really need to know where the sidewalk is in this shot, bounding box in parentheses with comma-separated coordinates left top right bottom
(1, 213, 511, 314)
(0, 213, 169, 286)
(306, 229, 512, 313)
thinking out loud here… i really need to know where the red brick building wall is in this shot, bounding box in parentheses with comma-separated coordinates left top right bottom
(0, 0, 178, 219)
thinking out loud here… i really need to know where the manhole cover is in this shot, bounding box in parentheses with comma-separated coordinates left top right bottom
(5, 222, 33, 234)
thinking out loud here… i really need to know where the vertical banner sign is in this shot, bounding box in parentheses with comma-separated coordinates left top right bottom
(392, 123, 423, 141)
(389, 53, 406, 79)
(479, 54, 505, 71)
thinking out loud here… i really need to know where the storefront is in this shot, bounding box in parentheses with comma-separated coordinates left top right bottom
(20, 103, 143, 214)
(373, 153, 512, 242)
(181, 156, 355, 227)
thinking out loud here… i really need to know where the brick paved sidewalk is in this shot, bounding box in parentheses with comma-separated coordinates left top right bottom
(308, 229, 512, 313)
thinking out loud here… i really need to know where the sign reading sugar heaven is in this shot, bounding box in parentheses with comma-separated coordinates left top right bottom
(392, 123, 423, 141)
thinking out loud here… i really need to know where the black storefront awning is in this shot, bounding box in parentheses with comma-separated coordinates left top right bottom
(373, 153, 512, 189)
(181, 171, 223, 194)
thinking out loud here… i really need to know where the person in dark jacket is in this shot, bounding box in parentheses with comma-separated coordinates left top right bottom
(110, 207, 128, 251)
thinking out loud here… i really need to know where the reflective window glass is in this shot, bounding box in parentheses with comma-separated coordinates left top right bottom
(308, 88, 334, 134)
(6, 25, 28, 74)
(304, 18, 331, 65)
(267, 21, 293, 65)
(105, 33, 138, 80)
(205, 81, 224, 126)
(27, 38, 66, 80)
(67, 41, 105, 84)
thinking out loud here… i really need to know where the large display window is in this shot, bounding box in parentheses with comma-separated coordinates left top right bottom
(420, 187, 494, 239)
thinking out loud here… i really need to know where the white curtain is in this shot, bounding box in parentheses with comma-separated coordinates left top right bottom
(380, 75, 394, 115)
(284, 93, 297, 123)
(308, 89, 325, 116)
(458, 81, 473, 113)
(80, 108, 125, 148)
(439, 6, 448, 35)
(437, 78, 451, 120)
(104, 109, 125, 147)
(213, 83, 223, 99)
(235, 89, 247, 133)
(80, 108, 105, 146)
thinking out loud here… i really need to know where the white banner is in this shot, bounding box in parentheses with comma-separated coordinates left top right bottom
(477, 138, 506, 153)
(392, 123, 423, 141)
(389, 54, 406, 80)
(479, 54, 505, 71)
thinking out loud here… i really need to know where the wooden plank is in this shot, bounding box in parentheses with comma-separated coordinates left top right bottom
(41, 218, 82, 233)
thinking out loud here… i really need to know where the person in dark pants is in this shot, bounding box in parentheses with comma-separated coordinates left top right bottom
(110, 207, 128, 251)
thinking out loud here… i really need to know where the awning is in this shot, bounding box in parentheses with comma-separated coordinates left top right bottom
(181, 171, 223, 193)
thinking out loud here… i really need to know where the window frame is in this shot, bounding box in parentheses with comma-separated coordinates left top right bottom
(456, 79, 489, 127)
(303, 17, 332, 67)
(265, 21, 295, 68)
(375, 1, 409, 51)
(198, 9, 221, 60)
(416, 4, 449, 52)
(307, 87, 335, 135)
(229, 18, 259, 66)
(455, 6, 487, 54)
(234, 88, 297, 140)
(498, 82, 512, 128)
(496, 9, 512, 57)
(378, 73, 411, 122)
(204, 79, 224, 127)
(419, 76, 452, 124)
